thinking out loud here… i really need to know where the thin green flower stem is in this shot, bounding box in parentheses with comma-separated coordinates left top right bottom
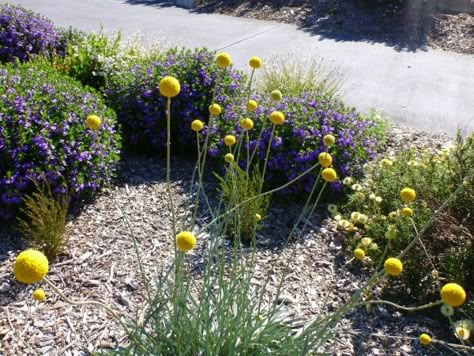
(361, 299, 443, 312)
(43, 277, 133, 336)
(235, 68, 255, 164)
(165, 98, 177, 239)
(258, 124, 276, 194)
(408, 217, 440, 288)
(375, 241, 390, 272)
(248, 119, 268, 168)
(245, 129, 250, 174)
(190, 131, 203, 228)
(97, 137, 152, 302)
(198, 161, 321, 233)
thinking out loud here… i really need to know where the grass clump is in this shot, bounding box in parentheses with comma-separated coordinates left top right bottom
(17, 181, 69, 260)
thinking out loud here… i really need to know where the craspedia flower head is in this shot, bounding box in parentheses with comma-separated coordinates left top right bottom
(224, 135, 237, 146)
(247, 99, 258, 112)
(271, 89, 282, 101)
(249, 56, 263, 69)
(33, 288, 46, 301)
(159, 75, 181, 98)
(401, 207, 414, 217)
(318, 152, 333, 168)
(322, 168, 337, 183)
(14, 249, 49, 284)
(86, 115, 102, 131)
(270, 111, 285, 125)
(400, 187, 416, 202)
(354, 248, 365, 261)
(384, 257, 403, 276)
(441, 283, 466, 307)
(176, 231, 197, 252)
(216, 52, 232, 68)
(419, 333, 431, 346)
(323, 134, 336, 147)
(255, 213, 262, 222)
(225, 153, 234, 163)
(191, 119, 204, 132)
(209, 103, 222, 116)
(240, 118, 254, 131)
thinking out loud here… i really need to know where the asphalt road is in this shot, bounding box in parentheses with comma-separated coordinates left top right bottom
(5, 0, 474, 135)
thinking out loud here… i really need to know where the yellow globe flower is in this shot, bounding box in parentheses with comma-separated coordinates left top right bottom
(240, 118, 254, 131)
(247, 99, 258, 112)
(318, 152, 333, 168)
(249, 56, 263, 69)
(441, 283, 466, 307)
(86, 115, 102, 131)
(271, 89, 282, 101)
(191, 120, 204, 132)
(33, 288, 46, 301)
(384, 257, 403, 276)
(176, 231, 197, 252)
(224, 135, 237, 146)
(401, 207, 414, 217)
(209, 103, 222, 116)
(354, 248, 365, 261)
(269, 111, 285, 125)
(216, 52, 232, 68)
(400, 187, 416, 202)
(14, 249, 49, 284)
(322, 168, 337, 183)
(323, 134, 336, 147)
(419, 333, 431, 346)
(225, 153, 234, 163)
(255, 213, 262, 222)
(159, 76, 181, 98)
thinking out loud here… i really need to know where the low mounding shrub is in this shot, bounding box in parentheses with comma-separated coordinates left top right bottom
(105, 47, 246, 152)
(0, 4, 58, 63)
(210, 94, 387, 194)
(0, 61, 121, 220)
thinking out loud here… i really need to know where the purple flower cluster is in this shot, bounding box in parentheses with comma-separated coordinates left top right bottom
(0, 4, 59, 63)
(211, 93, 381, 194)
(105, 47, 246, 152)
(0, 62, 121, 220)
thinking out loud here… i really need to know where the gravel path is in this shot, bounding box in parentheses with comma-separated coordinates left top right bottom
(0, 127, 460, 355)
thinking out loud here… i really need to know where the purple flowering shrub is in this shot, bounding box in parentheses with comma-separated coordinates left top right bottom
(105, 47, 246, 152)
(0, 61, 121, 220)
(210, 94, 384, 194)
(0, 4, 59, 63)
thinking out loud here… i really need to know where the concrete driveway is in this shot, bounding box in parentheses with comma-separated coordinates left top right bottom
(4, 0, 474, 135)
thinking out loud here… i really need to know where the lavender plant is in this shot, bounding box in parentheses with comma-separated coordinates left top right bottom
(0, 61, 121, 220)
(0, 4, 58, 63)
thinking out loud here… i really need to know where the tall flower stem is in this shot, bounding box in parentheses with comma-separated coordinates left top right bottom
(258, 124, 276, 193)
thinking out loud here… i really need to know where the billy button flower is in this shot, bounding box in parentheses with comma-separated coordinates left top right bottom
(318, 152, 333, 168)
(247, 99, 258, 112)
(400, 187, 416, 202)
(419, 333, 431, 346)
(240, 118, 254, 131)
(216, 52, 232, 68)
(323, 134, 336, 147)
(269, 111, 285, 125)
(384, 257, 403, 276)
(255, 213, 262, 222)
(225, 153, 234, 163)
(176, 231, 197, 252)
(441, 283, 466, 307)
(159, 75, 181, 98)
(401, 207, 414, 217)
(209, 103, 222, 116)
(33, 288, 46, 301)
(86, 115, 102, 131)
(249, 56, 263, 69)
(224, 135, 237, 146)
(14, 249, 49, 284)
(271, 89, 282, 101)
(322, 168, 337, 183)
(354, 248, 365, 261)
(191, 120, 204, 132)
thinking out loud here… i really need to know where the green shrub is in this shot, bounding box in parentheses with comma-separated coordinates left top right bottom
(17, 181, 69, 260)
